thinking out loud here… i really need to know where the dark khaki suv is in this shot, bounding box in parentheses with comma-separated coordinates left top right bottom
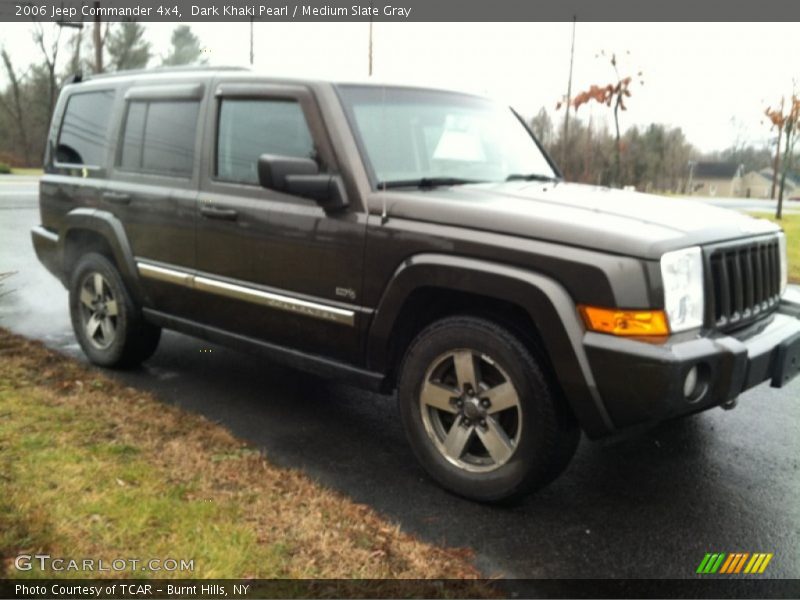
(31, 67, 800, 501)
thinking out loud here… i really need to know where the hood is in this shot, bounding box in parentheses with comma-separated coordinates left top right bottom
(376, 181, 781, 259)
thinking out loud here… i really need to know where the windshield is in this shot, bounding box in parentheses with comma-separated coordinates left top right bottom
(337, 85, 558, 188)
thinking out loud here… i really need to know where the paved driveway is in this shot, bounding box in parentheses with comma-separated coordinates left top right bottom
(682, 194, 800, 215)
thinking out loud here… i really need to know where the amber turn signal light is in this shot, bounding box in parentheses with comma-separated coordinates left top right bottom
(578, 306, 670, 336)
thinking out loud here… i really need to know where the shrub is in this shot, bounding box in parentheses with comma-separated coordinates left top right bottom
(0, 163, 11, 174)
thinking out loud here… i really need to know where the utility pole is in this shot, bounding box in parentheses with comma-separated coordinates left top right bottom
(562, 16, 576, 165)
(368, 0, 373, 76)
(92, 1, 103, 73)
(56, 15, 84, 75)
(249, 17, 254, 66)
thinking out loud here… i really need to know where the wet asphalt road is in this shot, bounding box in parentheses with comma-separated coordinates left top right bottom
(1, 176, 799, 580)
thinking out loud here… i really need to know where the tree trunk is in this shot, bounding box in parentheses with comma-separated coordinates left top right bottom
(613, 97, 621, 187)
(33, 25, 60, 119)
(776, 121, 793, 220)
(0, 50, 32, 165)
(771, 124, 783, 200)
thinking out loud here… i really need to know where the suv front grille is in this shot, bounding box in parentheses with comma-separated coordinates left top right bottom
(708, 237, 782, 330)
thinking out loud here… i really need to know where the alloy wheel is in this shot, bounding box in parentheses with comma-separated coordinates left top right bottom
(78, 272, 119, 350)
(419, 349, 522, 473)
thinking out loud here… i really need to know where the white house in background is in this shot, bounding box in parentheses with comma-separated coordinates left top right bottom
(686, 162, 743, 197)
(740, 168, 798, 199)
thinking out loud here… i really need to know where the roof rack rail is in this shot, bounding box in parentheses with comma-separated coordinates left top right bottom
(85, 65, 249, 81)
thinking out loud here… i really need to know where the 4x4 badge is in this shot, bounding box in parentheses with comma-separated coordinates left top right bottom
(335, 287, 356, 300)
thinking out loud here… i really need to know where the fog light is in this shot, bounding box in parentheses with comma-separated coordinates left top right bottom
(683, 366, 698, 399)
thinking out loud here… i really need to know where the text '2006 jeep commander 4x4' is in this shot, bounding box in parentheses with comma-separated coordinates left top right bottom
(32, 67, 800, 502)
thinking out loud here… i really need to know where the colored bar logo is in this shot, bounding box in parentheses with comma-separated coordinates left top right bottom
(697, 552, 773, 574)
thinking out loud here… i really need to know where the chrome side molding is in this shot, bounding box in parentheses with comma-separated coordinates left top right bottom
(136, 261, 355, 326)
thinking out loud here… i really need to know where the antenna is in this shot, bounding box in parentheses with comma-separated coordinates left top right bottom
(562, 16, 576, 166)
(380, 84, 388, 225)
(368, 0, 374, 77)
(249, 17, 254, 65)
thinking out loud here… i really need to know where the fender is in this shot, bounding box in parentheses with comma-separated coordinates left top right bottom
(58, 208, 145, 304)
(367, 254, 616, 438)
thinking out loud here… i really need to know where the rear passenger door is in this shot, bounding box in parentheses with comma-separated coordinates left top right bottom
(194, 83, 367, 364)
(107, 83, 206, 317)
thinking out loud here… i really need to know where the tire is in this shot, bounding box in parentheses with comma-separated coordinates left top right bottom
(398, 315, 579, 503)
(68, 252, 161, 368)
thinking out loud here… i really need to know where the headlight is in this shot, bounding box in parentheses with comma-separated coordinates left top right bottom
(660, 246, 704, 332)
(778, 232, 788, 295)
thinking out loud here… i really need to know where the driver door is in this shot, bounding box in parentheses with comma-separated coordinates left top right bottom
(193, 82, 367, 364)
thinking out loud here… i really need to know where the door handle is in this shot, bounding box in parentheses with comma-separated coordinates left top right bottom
(102, 191, 131, 205)
(200, 205, 239, 221)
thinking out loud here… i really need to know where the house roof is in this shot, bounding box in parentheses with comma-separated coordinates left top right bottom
(692, 162, 742, 179)
(756, 168, 798, 188)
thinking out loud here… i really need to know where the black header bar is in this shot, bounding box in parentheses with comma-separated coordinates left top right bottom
(1, 0, 798, 22)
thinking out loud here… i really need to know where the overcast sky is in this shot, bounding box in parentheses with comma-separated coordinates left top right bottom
(1, 22, 796, 153)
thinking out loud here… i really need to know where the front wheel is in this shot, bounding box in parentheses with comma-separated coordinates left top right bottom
(398, 316, 579, 503)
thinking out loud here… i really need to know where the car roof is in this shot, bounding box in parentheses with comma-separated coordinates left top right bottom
(70, 66, 488, 99)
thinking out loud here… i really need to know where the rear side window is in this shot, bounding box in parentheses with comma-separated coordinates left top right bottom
(216, 99, 315, 185)
(118, 100, 200, 177)
(57, 90, 115, 167)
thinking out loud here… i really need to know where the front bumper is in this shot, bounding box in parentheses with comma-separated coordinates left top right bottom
(585, 299, 800, 429)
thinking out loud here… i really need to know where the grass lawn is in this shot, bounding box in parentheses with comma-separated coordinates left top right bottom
(9, 168, 43, 176)
(0, 329, 489, 589)
(749, 213, 800, 283)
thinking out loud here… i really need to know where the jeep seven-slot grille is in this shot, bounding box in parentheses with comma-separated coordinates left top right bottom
(709, 238, 781, 330)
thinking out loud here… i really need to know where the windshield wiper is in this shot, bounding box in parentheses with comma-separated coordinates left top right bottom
(505, 173, 560, 182)
(379, 177, 484, 189)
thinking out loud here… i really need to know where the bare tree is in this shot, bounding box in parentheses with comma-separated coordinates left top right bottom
(529, 107, 554, 147)
(0, 49, 32, 165)
(32, 23, 63, 120)
(66, 28, 83, 76)
(765, 93, 800, 219)
(558, 51, 643, 187)
(0, 271, 17, 302)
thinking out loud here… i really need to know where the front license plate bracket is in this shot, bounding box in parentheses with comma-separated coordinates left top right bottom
(771, 332, 800, 388)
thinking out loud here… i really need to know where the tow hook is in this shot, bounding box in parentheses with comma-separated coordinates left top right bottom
(721, 398, 738, 411)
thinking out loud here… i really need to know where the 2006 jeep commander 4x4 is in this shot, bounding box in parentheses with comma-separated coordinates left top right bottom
(32, 67, 800, 502)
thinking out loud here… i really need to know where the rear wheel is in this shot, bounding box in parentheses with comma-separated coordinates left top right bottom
(69, 253, 161, 368)
(398, 316, 579, 502)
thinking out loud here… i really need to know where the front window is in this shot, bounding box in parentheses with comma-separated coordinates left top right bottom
(337, 85, 557, 188)
(216, 98, 316, 185)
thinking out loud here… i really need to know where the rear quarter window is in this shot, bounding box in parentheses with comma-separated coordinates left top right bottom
(56, 90, 116, 168)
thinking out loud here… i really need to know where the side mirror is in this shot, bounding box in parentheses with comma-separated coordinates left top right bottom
(258, 154, 349, 212)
